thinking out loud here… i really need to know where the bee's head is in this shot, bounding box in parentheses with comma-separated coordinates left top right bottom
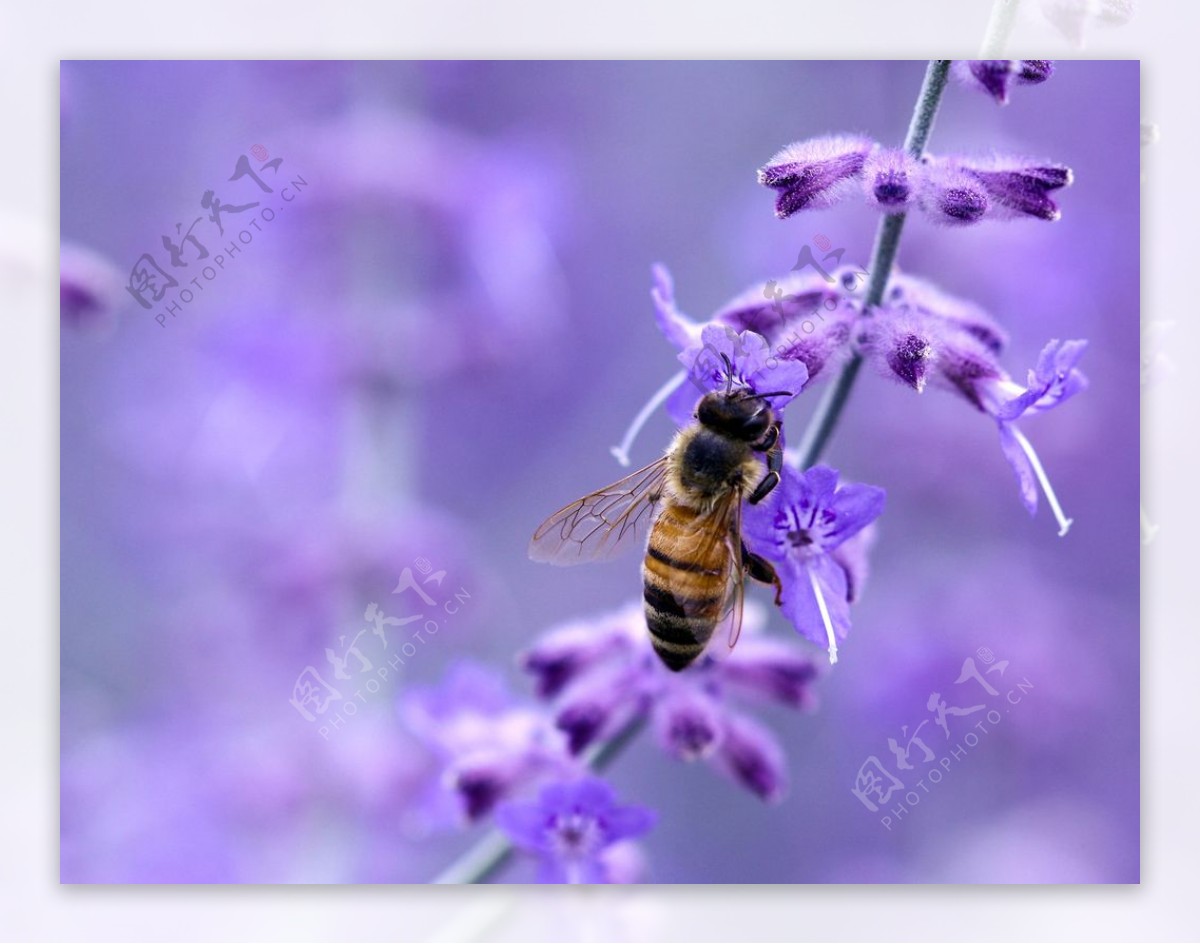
(696, 389, 775, 441)
(695, 354, 791, 441)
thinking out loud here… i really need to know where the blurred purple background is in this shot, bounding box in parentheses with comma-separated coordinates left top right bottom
(60, 60, 1139, 883)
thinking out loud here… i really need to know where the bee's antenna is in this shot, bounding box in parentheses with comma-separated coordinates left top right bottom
(743, 389, 793, 401)
(720, 353, 734, 396)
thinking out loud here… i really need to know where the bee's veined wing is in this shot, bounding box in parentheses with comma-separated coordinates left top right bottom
(529, 457, 670, 565)
(723, 493, 746, 650)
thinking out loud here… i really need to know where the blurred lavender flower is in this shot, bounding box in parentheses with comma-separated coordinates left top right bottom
(60, 243, 125, 329)
(757, 135, 874, 218)
(744, 465, 884, 664)
(399, 662, 575, 823)
(952, 60, 1055, 104)
(279, 105, 569, 386)
(1040, 0, 1133, 47)
(521, 602, 821, 801)
(495, 777, 656, 884)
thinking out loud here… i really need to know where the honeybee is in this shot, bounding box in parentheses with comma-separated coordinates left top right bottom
(530, 360, 788, 671)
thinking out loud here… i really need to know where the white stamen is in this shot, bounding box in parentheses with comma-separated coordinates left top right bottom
(609, 369, 688, 467)
(1009, 425, 1074, 537)
(808, 566, 839, 665)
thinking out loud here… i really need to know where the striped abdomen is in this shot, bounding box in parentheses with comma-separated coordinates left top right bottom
(642, 502, 731, 671)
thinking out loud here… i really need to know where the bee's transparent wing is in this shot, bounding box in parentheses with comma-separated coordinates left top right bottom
(723, 494, 746, 650)
(529, 457, 671, 565)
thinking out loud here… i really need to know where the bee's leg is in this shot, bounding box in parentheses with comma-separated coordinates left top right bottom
(741, 541, 783, 606)
(748, 424, 783, 505)
(753, 423, 779, 453)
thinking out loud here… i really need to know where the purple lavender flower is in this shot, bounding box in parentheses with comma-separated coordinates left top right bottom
(743, 465, 885, 664)
(712, 712, 789, 803)
(916, 156, 1072, 224)
(495, 777, 656, 883)
(629, 265, 1087, 538)
(755, 138, 1072, 226)
(935, 337, 1088, 535)
(399, 662, 574, 822)
(884, 272, 1009, 355)
(654, 264, 855, 380)
(520, 602, 821, 801)
(862, 147, 918, 210)
(952, 60, 1056, 104)
(960, 157, 1073, 221)
(60, 243, 125, 329)
(860, 314, 938, 392)
(610, 266, 843, 463)
(666, 323, 810, 426)
(757, 134, 874, 218)
(915, 160, 991, 225)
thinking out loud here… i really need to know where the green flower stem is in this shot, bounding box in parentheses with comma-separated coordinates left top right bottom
(433, 59, 952, 886)
(794, 59, 951, 470)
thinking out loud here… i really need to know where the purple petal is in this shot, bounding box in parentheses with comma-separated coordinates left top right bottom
(995, 338, 1089, 420)
(651, 686, 726, 759)
(716, 271, 840, 340)
(665, 379, 704, 428)
(495, 799, 552, 851)
(568, 776, 618, 813)
(954, 59, 1016, 103)
(598, 803, 657, 843)
(520, 620, 626, 700)
(677, 324, 807, 413)
(769, 303, 858, 383)
(862, 147, 918, 210)
(916, 160, 990, 225)
(828, 522, 877, 604)
(774, 558, 831, 650)
(928, 329, 1006, 412)
(60, 243, 125, 329)
(712, 712, 788, 802)
(599, 841, 648, 884)
(797, 464, 840, 511)
(885, 273, 1008, 355)
(453, 762, 513, 821)
(1017, 60, 1055, 84)
(960, 157, 1074, 222)
(757, 135, 874, 218)
(824, 481, 887, 549)
(650, 263, 700, 351)
(554, 665, 643, 755)
(861, 316, 937, 392)
(716, 637, 820, 709)
(997, 421, 1039, 515)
